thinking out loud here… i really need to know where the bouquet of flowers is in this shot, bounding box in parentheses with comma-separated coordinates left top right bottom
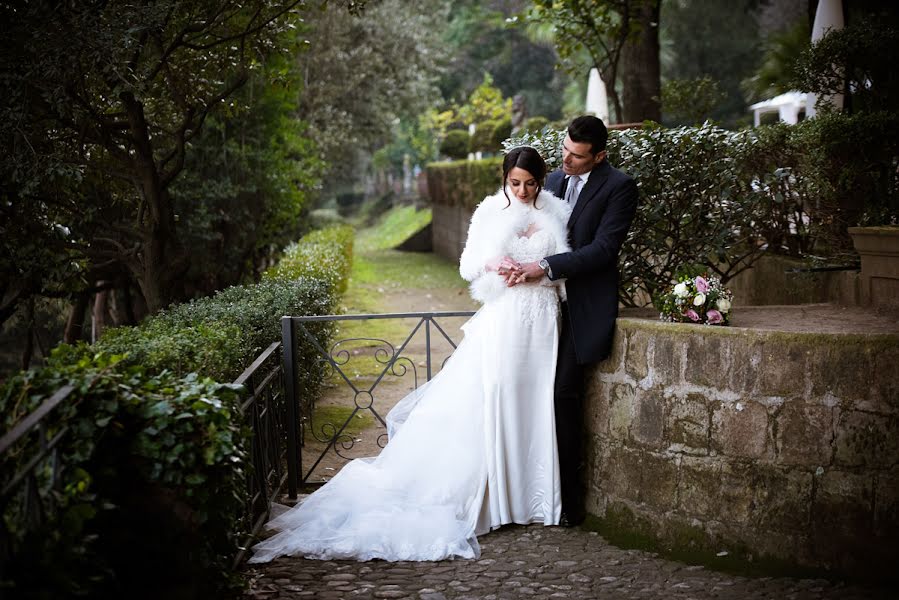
(655, 272, 734, 326)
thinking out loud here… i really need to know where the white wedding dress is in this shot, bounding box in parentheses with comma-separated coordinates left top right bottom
(249, 190, 570, 563)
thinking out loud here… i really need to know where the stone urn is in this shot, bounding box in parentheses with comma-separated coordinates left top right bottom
(848, 225, 899, 307)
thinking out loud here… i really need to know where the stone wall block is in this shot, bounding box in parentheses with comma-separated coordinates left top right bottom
(808, 340, 878, 407)
(608, 383, 637, 441)
(625, 328, 649, 380)
(753, 340, 808, 397)
(775, 401, 834, 466)
(666, 393, 712, 454)
(749, 465, 812, 533)
(584, 434, 612, 515)
(651, 335, 683, 385)
(686, 333, 727, 389)
(584, 376, 611, 437)
(874, 466, 899, 541)
(636, 451, 680, 512)
(677, 456, 721, 517)
(810, 470, 875, 572)
(725, 337, 760, 395)
(873, 344, 899, 412)
(833, 410, 899, 469)
(717, 460, 758, 524)
(599, 332, 626, 374)
(633, 389, 665, 449)
(710, 400, 770, 459)
(603, 446, 644, 504)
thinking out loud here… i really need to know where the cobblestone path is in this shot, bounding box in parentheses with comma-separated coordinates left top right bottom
(241, 524, 890, 599)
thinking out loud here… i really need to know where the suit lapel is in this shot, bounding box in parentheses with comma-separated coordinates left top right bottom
(567, 161, 611, 228)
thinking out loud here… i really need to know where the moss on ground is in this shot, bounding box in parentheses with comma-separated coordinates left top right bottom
(308, 404, 374, 441)
(582, 502, 836, 581)
(356, 205, 433, 253)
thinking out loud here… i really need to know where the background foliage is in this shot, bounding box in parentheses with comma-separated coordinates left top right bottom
(0, 225, 354, 597)
(501, 115, 898, 305)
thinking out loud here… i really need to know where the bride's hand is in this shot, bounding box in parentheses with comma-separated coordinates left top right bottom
(486, 256, 520, 276)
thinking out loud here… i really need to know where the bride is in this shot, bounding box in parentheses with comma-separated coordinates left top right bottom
(249, 146, 572, 563)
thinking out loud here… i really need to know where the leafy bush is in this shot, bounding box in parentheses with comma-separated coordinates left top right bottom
(0, 354, 247, 598)
(505, 117, 899, 304)
(792, 17, 899, 114)
(490, 117, 513, 149)
(439, 129, 470, 160)
(469, 119, 499, 154)
(263, 224, 354, 295)
(0, 224, 355, 597)
(93, 277, 335, 382)
(523, 116, 549, 133)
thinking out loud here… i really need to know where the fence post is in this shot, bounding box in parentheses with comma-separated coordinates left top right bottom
(281, 316, 300, 500)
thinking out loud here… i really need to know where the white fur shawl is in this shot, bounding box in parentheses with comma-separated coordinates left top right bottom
(459, 187, 572, 303)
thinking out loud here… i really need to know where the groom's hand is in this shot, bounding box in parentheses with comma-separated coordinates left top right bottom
(488, 255, 522, 278)
(508, 261, 545, 286)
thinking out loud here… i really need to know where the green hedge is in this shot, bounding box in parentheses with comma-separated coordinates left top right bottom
(1, 355, 246, 598)
(425, 157, 503, 212)
(0, 225, 354, 598)
(263, 224, 354, 296)
(503, 115, 899, 305)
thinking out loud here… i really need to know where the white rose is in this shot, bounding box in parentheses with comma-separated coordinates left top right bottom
(673, 282, 689, 298)
(693, 293, 706, 306)
(716, 298, 732, 313)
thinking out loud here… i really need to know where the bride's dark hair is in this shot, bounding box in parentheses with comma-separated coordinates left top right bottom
(502, 146, 547, 209)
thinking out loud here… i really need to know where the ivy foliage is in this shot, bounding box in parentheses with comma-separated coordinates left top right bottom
(1, 354, 247, 598)
(0, 225, 355, 597)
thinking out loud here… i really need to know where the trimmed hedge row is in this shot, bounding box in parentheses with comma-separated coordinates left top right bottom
(425, 157, 503, 212)
(0, 225, 354, 598)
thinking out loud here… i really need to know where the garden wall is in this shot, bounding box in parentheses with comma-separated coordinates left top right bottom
(582, 318, 899, 581)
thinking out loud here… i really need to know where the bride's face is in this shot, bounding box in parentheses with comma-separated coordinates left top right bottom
(507, 167, 539, 204)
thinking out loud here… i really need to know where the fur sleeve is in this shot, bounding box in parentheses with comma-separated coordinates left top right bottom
(459, 191, 512, 304)
(459, 198, 491, 282)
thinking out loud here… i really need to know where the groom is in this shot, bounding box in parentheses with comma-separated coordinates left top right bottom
(516, 115, 638, 526)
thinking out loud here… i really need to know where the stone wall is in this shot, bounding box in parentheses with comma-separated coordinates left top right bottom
(582, 318, 899, 581)
(725, 254, 860, 306)
(431, 202, 471, 264)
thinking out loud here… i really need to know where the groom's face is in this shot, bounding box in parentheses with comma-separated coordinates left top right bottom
(561, 135, 606, 176)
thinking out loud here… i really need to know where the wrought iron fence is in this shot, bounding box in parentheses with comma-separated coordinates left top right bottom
(0, 310, 477, 570)
(281, 311, 476, 499)
(0, 383, 76, 566)
(231, 340, 288, 566)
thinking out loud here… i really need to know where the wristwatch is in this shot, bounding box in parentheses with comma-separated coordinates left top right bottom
(538, 259, 552, 278)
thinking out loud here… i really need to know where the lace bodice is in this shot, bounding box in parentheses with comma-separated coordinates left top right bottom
(508, 228, 555, 263)
(504, 228, 561, 324)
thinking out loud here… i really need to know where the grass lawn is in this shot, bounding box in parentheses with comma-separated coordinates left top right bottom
(328, 204, 475, 379)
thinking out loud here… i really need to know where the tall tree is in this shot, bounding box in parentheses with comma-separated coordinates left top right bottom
(292, 0, 445, 184)
(528, 0, 662, 123)
(660, 0, 762, 126)
(0, 0, 364, 319)
(620, 0, 661, 122)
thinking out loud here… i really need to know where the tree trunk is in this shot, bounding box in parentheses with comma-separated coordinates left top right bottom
(21, 298, 34, 370)
(92, 281, 110, 343)
(119, 91, 189, 315)
(64, 292, 90, 344)
(620, 0, 662, 123)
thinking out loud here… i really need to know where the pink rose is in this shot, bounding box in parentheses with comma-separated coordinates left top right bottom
(706, 309, 723, 324)
(685, 309, 700, 322)
(694, 276, 710, 294)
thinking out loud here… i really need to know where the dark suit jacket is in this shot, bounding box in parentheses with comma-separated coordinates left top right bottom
(544, 160, 638, 365)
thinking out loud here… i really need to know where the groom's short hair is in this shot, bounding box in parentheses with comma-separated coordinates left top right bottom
(568, 115, 608, 155)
